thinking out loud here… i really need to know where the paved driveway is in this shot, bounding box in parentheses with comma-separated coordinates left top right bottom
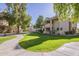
(0, 35, 79, 56)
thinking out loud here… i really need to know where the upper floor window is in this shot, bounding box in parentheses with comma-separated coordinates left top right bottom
(46, 28, 50, 31)
(57, 28, 59, 31)
(56, 27, 63, 31)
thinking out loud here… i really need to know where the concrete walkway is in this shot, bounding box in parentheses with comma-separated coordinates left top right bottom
(0, 35, 45, 56)
(0, 35, 79, 56)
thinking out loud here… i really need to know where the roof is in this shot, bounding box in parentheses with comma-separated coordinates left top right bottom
(45, 16, 58, 21)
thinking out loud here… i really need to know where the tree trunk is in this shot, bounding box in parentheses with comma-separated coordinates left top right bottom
(74, 23, 77, 34)
(17, 24, 19, 34)
(69, 21, 71, 31)
(69, 21, 72, 33)
(8, 24, 11, 33)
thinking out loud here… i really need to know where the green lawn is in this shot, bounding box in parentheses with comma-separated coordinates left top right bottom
(19, 32, 79, 52)
(0, 35, 16, 43)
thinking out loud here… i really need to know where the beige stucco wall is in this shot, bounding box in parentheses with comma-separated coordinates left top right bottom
(53, 20, 69, 35)
(53, 20, 77, 35)
(44, 23, 51, 28)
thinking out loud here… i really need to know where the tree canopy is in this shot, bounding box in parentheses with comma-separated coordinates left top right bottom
(35, 16, 44, 28)
(5, 3, 31, 33)
(54, 3, 79, 23)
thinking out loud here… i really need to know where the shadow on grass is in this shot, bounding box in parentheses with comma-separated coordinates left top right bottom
(19, 32, 79, 49)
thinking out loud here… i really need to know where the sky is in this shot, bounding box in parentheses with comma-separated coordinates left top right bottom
(27, 3, 55, 24)
(0, 3, 7, 12)
(0, 3, 55, 24)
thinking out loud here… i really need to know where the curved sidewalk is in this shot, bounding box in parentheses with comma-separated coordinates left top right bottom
(0, 35, 44, 56)
(0, 35, 79, 56)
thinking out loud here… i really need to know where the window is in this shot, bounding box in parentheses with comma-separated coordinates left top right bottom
(57, 28, 59, 31)
(46, 28, 50, 31)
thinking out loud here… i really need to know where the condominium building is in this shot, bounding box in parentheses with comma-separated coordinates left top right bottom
(42, 16, 77, 35)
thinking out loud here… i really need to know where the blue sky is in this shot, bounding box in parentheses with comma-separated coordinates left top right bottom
(0, 3, 55, 24)
(27, 3, 55, 24)
(0, 3, 7, 12)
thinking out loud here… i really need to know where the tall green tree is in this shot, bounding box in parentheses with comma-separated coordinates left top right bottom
(35, 16, 44, 28)
(6, 3, 31, 33)
(19, 4, 31, 31)
(54, 3, 79, 22)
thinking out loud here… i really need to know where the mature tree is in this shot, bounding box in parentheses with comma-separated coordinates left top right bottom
(19, 4, 31, 31)
(54, 4, 72, 21)
(35, 16, 44, 28)
(54, 3, 79, 22)
(21, 15, 31, 31)
(6, 3, 31, 33)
